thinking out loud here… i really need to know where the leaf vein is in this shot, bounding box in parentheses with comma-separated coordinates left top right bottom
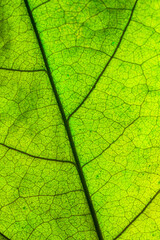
(113, 189, 160, 239)
(23, 1, 104, 239)
(0, 143, 75, 165)
(68, 0, 139, 121)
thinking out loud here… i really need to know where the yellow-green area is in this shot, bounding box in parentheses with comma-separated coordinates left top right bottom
(1, 0, 160, 239)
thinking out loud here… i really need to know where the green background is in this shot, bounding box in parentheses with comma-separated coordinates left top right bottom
(0, 0, 160, 239)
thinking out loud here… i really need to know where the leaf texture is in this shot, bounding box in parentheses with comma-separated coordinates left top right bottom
(1, 0, 160, 239)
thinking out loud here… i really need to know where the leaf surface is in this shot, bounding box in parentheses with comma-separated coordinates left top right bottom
(1, 0, 160, 239)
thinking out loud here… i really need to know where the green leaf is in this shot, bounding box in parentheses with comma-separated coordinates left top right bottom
(0, 0, 160, 239)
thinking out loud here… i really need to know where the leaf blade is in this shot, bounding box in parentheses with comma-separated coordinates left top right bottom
(1, 0, 160, 239)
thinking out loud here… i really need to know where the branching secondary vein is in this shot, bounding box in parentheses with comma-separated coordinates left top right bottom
(68, 0, 139, 121)
(0, 143, 74, 164)
(114, 188, 160, 239)
(23, 1, 104, 239)
(0, 67, 46, 72)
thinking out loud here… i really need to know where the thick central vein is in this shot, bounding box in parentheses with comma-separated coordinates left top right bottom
(23, 1, 104, 239)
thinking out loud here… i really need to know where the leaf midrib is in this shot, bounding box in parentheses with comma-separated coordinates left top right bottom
(23, 0, 104, 239)
(0, 0, 159, 240)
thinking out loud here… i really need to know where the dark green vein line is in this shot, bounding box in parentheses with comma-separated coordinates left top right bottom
(113, 189, 160, 239)
(0, 232, 11, 240)
(23, 1, 104, 239)
(68, 0, 138, 121)
(0, 143, 74, 165)
(103, 7, 132, 11)
(0, 67, 46, 72)
(21, 189, 83, 198)
(32, 0, 50, 12)
(82, 116, 140, 168)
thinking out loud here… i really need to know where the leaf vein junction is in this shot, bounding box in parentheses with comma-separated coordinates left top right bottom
(68, 0, 139, 121)
(23, 0, 104, 239)
(0, 143, 75, 165)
